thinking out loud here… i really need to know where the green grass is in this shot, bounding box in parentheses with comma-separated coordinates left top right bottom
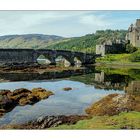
(96, 54, 131, 63)
(50, 112, 140, 129)
(96, 50, 140, 66)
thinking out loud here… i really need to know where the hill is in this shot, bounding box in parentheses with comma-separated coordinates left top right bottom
(47, 30, 127, 53)
(0, 34, 64, 49)
(0, 30, 127, 52)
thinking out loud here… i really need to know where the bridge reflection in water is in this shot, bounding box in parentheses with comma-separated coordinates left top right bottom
(1, 67, 140, 94)
(0, 66, 96, 82)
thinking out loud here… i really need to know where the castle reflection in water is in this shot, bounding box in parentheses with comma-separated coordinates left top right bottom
(125, 81, 140, 95)
(94, 71, 140, 95)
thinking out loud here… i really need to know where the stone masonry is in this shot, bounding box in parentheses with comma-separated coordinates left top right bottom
(126, 19, 140, 47)
(0, 49, 96, 65)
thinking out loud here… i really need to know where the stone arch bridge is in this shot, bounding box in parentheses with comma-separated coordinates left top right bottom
(0, 49, 98, 65)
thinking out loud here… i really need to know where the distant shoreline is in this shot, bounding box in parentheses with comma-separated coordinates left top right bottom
(95, 62, 140, 68)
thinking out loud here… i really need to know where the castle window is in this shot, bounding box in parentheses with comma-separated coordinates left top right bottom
(137, 36, 140, 40)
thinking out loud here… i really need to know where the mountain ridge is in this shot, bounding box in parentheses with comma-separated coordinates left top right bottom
(0, 34, 65, 49)
(0, 30, 127, 52)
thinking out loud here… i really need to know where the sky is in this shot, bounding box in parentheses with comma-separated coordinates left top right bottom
(0, 11, 140, 37)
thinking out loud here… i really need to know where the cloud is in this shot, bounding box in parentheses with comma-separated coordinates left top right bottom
(0, 11, 94, 36)
(0, 11, 139, 37)
(79, 14, 111, 27)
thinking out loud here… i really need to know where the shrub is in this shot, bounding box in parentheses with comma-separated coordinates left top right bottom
(125, 43, 137, 53)
(129, 50, 140, 62)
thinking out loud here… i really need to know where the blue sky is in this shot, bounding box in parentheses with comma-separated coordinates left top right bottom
(0, 11, 140, 37)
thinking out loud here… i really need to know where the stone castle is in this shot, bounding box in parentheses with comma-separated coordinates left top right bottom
(96, 19, 140, 56)
(126, 19, 140, 47)
(96, 40, 125, 56)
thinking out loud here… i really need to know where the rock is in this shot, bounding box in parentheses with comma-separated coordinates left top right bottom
(86, 93, 140, 116)
(0, 115, 89, 129)
(0, 90, 12, 95)
(18, 97, 31, 106)
(37, 116, 45, 123)
(0, 87, 54, 115)
(32, 88, 54, 100)
(32, 88, 47, 93)
(8, 88, 31, 101)
(31, 115, 89, 129)
(8, 88, 54, 106)
(51, 120, 62, 128)
(0, 109, 5, 116)
(12, 88, 31, 96)
(18, 95, 39, 106)
(0, 95, 3, 102)
(0, 95, 13, 109)
(0, 109, 5, 113)
(86, 94, 120, 116)
(27, 94, 39, 103)
(63, 87, 72, 91)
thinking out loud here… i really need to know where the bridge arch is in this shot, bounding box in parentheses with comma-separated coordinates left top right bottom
(55, 51, 75, 66)
(73, 53, 85, 65)
(74, 56, 82, 64)
(55, 55, 71, 66)
(35, 50, 56, 65)
(0, 49, 96, 66)
(36, 54, 51, 65)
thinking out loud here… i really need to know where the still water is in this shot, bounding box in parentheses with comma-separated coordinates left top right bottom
(1, 66, 140, 126)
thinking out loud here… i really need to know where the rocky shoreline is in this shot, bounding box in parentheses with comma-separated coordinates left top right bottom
(1, 80, 140, 130)
(86, 93, 140, 116)
(1, 115, 90, 129)
(0, 88, 54, 117)
(0, 63, 82, 73)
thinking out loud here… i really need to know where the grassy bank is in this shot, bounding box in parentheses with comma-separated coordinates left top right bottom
(51, 112, 140, 129)
(96, 51, 140, 66)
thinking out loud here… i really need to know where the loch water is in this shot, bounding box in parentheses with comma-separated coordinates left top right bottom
(0, 66, 140, 127)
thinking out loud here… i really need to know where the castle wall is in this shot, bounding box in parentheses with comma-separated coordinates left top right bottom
(96, 43, 125, 56)
(96, 45, 105, 56)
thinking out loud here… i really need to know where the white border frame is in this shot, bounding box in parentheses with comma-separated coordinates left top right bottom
(0, 0, 140, 10)
(0, 0, 140, 140)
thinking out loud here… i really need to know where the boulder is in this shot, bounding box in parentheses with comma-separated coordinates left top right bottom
(18, 88, 53, 105)
(0, 95, 13, 109)
(18, 95, 39, 106)
(8, 88, 31, 101)
(27, 94, 39, 103)
(0, 87, 54, 114)
(0, 109, 5, 113)
(32, 88, 47, 93)
(0, 109, 5, 116)
(31, 88, 54, 100)
(63, 87, 72, 91)
(12, 88, 31, 96)
(0, 90, 12, 95)
(18, 97, 31, 106)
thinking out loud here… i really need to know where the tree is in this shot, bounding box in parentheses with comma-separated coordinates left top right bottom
(125, 43, 138, 53)
(129, 50, 140, 62)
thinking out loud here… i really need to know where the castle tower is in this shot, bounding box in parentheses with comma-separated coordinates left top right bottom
(126, 19, 140, 47)
(136, 19, 140, 27)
